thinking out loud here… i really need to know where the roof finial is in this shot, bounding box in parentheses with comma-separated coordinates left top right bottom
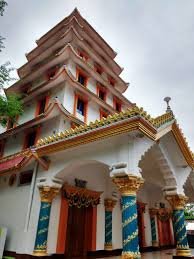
(164, 96, 172, 113)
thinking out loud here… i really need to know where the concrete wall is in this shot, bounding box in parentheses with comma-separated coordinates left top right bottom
(3, 132, 24, 157)
(18, 101, 36, 125)
(0, 164, 34, 252)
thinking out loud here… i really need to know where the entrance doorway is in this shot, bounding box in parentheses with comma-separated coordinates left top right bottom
(157, 209, 173, 247)
(137, 202, 146, 249)
(65, 205, 94, 257)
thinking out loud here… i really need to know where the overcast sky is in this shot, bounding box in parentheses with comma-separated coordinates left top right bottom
(1, 0, 194, 149)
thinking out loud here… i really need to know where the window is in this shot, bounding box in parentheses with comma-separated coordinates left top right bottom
(19, 170, 33, 186)
(99, 90, 105, 100)
(97, 85, 106, 101)
(24, 131, 37, 149)
(7, 119, 14, 130)
(100, 110, 109, 119)
(109, 77, 115, 87)
(35, 96, 49, 116)
(95, 65, 103, 75)
(79, 51, 88, 61)
(115, 102, 121, 112)
(74, 94, 88, 123)
(0, 141, 5, 158)
(77, 70, 87, 87)
(47, 66, 58, 79)
(38, 97, 47, 115)
(114, 98, 122, 112)
(77, 98, 85, 116)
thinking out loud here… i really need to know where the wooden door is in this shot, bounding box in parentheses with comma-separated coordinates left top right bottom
(137, 202, 146, 248)
(158, 219, 172, 246)
(65, 206, 87, 257)
(138, 211, 144, 248)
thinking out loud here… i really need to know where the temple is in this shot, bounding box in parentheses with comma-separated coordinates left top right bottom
(0, 8, 194, 259)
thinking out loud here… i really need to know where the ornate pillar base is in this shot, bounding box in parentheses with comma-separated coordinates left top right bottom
(104, 243, 113, 251)
(152, 241, 159, 247)
(176, 247, 191, 257)
(122, 251, 141, 259)
(33, 250, 48, 257)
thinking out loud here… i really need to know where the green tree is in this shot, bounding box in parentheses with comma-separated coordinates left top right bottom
(0, 0, 23, 127)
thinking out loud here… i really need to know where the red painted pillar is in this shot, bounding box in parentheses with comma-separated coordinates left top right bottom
(56, 197, 69, 254)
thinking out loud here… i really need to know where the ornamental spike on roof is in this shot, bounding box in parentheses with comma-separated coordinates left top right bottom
(36, 105, 175, 148)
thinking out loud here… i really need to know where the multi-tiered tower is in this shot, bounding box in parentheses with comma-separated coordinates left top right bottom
(0, 8, 132, 160)
(0, 8, 192, 259)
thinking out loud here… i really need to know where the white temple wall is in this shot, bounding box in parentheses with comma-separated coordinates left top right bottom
(88, 102, 100, 122)
(50, 84, 65, 104)
(87, 78, 97, 94)
(0, 164, 34, 252)
(63, 83, 74, 114)
(67, 60, 76, 78)
(3, 132, 23, 157)
(18, 101, 36, 125)
(106, 91, 113, 107)
(39, 116, 61, 139)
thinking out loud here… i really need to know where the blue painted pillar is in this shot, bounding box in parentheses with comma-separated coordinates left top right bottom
(149, 208, 159, 247)
(104, 198, 116, 250)
(113, 174, 144, 259)
(166, 194, 191, 257)
(33, 186, 60, 256)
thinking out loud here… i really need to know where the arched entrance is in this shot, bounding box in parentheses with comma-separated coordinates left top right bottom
(55, 160, 111, 257)
(138, 144, 175, 249)
(63, 183, 101, 257)
(137, 201, 146, 249)
(157, 208, 174, 247)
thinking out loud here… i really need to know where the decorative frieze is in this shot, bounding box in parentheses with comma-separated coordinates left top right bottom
(63, 183, 102, 208)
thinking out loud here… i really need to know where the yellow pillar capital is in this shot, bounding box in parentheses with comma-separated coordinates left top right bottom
(39, 186, 60, 203)
(166, 194, 188, 210)
(149, 208, 158, 218)
(112, 174, 144, 196)
(104, 198, 117, 211)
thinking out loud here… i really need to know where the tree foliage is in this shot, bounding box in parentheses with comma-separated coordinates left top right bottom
(0, 0, 7, 16)
(0, 0, 23, 127)
(185, 204, 194, 220)
(0, 95, 23, 127)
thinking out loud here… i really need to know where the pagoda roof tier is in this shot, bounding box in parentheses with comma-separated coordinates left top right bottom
(21, 65, 131, 114)
(7, 44, 130, 105)
(0, 98, 84, 141)
(0, 149, 33, 175)
(0, 148, 50, 175)
(35, 106, 194, 169)
(17, 25, 124, 86)
(28, 8, 117, 63)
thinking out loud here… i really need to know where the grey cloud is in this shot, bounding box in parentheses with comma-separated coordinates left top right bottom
(1, 0, 194, 149)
